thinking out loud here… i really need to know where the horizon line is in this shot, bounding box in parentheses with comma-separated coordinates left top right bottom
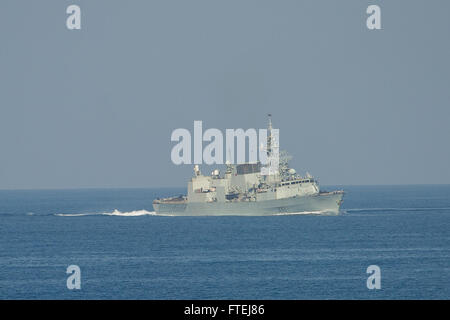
(1, 183, 450, 192)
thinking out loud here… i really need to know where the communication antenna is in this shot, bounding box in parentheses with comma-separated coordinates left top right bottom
(267, 113, 273, 156)
(194, 165, 201, 176)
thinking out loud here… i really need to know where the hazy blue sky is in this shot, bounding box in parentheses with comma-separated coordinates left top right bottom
(1, 0, 449, 189)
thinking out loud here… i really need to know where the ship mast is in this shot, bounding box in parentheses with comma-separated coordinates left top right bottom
(267, 113, 273, 157)
(261, 113, 281, 180)
(266, 114, 291, 180)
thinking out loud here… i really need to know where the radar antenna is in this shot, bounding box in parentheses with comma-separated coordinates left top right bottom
(267, 114, 273, 156)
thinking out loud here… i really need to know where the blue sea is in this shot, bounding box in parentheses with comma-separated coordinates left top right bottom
(0, 185, 449, 299)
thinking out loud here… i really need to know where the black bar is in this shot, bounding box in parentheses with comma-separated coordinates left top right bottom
(1, 300, 447, 318)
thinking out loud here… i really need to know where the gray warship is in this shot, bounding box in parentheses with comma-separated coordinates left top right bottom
(153, 116, 344, 216)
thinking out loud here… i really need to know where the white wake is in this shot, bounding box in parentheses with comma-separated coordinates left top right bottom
(103, 209, 156, 216)
(55, 209, 162, 217)
(274, 210, 337, 215)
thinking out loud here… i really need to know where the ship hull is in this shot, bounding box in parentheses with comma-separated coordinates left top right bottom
(153, 192, 344, 216)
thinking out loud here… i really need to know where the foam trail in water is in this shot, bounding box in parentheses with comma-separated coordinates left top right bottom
(55, 213, 98, 217)
(55, 209, 163, 217)
(103, 209, 156, 216)
(346, 207, 450, 213)
(274, 210, 336, 216)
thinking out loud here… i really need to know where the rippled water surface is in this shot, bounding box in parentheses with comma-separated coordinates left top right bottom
(0, 185, 449, 299)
